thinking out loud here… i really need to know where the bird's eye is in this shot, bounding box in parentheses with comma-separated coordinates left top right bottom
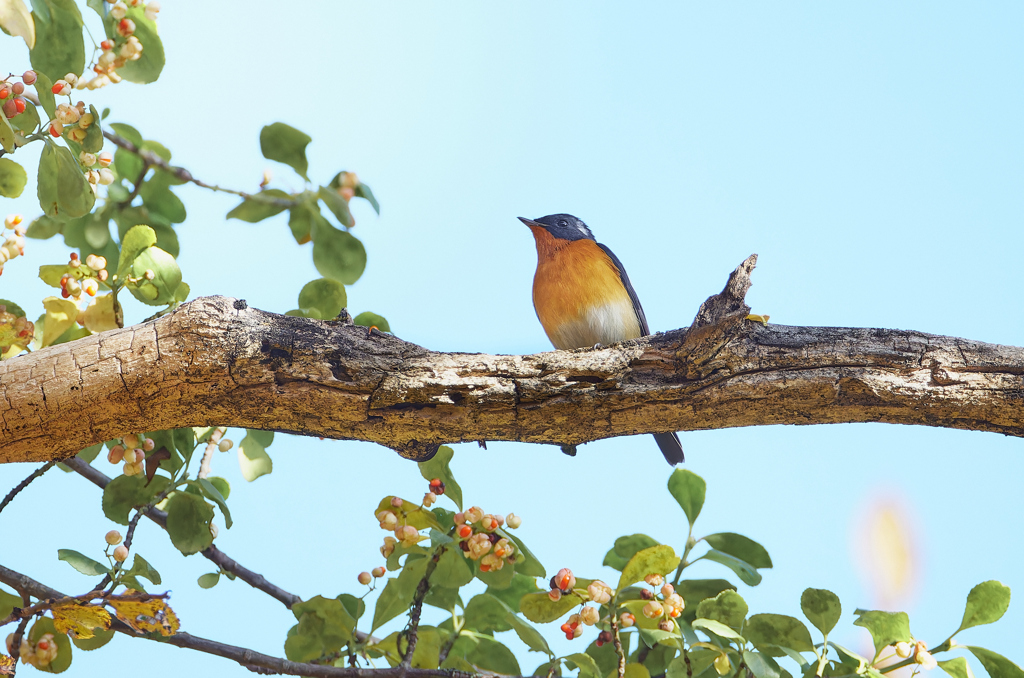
(558, 220, 568, 228)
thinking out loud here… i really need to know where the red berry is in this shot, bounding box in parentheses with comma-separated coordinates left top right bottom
(14, 98, 24, 114)
(49, 124, 60, 137)
(458, 525, 472, 539)
(0, 87, 8, 99)
(101, 39, 114, 50)
(51, 83, 62, 94)
(560, 623, 571, 633)
(37, 640, 49, 650)
(70, 252, 78, 260)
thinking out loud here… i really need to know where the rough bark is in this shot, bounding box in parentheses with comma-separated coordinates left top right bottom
(1, 256, 1022, 464)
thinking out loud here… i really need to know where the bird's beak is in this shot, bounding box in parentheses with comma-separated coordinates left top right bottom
(518, 217, 540, 228)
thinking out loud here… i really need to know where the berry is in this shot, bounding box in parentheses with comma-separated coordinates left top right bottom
(98, 168, 115, 185)
(644, 574, 664, 587)
(21, 70, 36, 85)
(97, 151, 113, 167)
(505, 513, 522, 529)
(82, 279, 98, 296)
(105, 530, 122, 545)
(390, 496, 403, 508)
(49, 122, 62, 137)
(1, 100, 14, 118)
(0, 87, 9, 99)
(357, 571, 372, 585)
(218, 439, 233, 452)
(642, 601, 663, 619)
(457, 524, 472, 539)
(661, 583, 675, 597)
(428, 478, 445, 495)
(371, 566, 386, 578)
(580, 606, 599, 625)
(714, 654, 731, 676)
(80, 152, 97, 167)
(113, 545, 129, 561)
(552, 567, 576, 593)
(619, 612, 635, 627)
(587, 580, 612, 604)
(63, 73, 78, 88)
(547, 589, 561, 602)
(894, 642, 912, 659)
(100, 40, 114, 51)
(117, 18, 136, 36)
(658, 619, 674, 632)
(14, 97, 25, 114)
(12, 82, 24, 96)
(52, 80, 71, 96)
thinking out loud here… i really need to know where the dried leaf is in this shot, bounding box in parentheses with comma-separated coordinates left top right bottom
(145, 447, 170, 482)
(108, 593, 179, 636)
(0, 654, 15, 675)
(51, 601, 111, 639)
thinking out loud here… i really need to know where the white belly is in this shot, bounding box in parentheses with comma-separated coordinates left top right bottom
(547, 298, 642, 350)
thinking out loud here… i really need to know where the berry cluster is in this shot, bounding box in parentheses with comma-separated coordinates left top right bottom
(454, 506, 519, 571)
(106, 529, 129, 562)
(0, 304, 33, 352)
(0, 214, 26, 275)
(47, 74, 98, 144)
(0, 71, 32, 120)
(336, 171, 359, 202)
(5, 632, 58, 669)
(546, 569, 615, 641)
(80, 151, 114, 186)
(107, 433, 155, 476)
(377, 495, 428, 556)
(59, 252, 108, 300)
(81, 0, 160, 90)
(639, 575, 684, 632)
(356, 567, 386, 587)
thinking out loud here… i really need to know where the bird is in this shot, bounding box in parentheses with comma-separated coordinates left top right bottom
(519, 213, 684, 465)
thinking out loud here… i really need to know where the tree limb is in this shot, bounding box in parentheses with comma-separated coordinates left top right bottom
(2, 256, 1022, 464)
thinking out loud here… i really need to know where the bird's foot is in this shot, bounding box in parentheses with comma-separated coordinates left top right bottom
(592, 342, 604, 350)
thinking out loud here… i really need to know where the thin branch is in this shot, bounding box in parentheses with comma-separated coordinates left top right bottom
(400, 547, 445, 667)
(121, 158, 151, 207)
(62, 457, 302, 610)
(101, 131, 301, 209)
(9, 615, 29, 669)
(0, 461, 56, 516)
(0, 564, 485, 678)
(610, 610, 626, 678)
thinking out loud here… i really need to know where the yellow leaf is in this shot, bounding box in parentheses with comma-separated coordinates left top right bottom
(51, 601, 111, 639)
(108, 594, 179, 636)
(0, 653, 15, 675)
(0, 0, 34, 49)
(41, 296, 78, 347)
(79, 293, 118, 333)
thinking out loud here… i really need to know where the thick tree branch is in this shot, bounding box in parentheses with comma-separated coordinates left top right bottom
(2, 257, 1022, 464)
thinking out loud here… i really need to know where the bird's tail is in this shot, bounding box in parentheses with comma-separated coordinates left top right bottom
(653, 432, 685, 465)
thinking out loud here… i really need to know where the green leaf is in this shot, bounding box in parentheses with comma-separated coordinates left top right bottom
(565, 652, 602, 678)
(260, 122, 311, 180)
(801, 588, 841, 637)
(81, 105, 103, 153)
(603, 534, 661, 571)
(101, 473, 159, 524)
(238, 430, 274, 481)
(226, 188, 290, 222)
(487, 573, 540, 613)
(668, 651, 717, 678)
(140, 172, 186, 223)
(0, 157, 27, 197)
(667, 469, 705, 526)
(28, 616, 73, 673)
(11, 99, 41, 136)
(0, 0, 35, 49)
(743, 650, 782, 678)
(164, 491, 215, 555)
(371, 555, 427, 631)
(457, 632, 521, 675)
(71, 627, 113, 651)
(196, 478, 233, 529)
(290, 595, 355, 652)
(520, 591, 579, 623)
(0, 586, 21, 620)
(116, 225, 155, 280)
(966, 647, 1024, 678)
(297, 278, 347, 320)
(852, 609, 911, 656)
(128, 245, 181, 306)
(938, 657, 977, 678)
(695, 589, 748, 630)
(0, 299, 26, 318)
(958, 581, 1011, 632)
(618, 544, 681, 591)
(354, 311, 391, 333)
(692, 617, 745, 641)
(197, 572, 220, 589)
(744, 614, 814, 653)
(338, 593, 365, 621)
(29, 0, 84, 84)
(311, 218, 367, 284)
(287, 198, 324, 244)
(431, 547, 473, 589)
(207, 476, 230, 500)
(703, 533, 772, 569)
(319, 185, 355, 227)
(505, 530, 546, 577)
(476, 558, 515, 589)
(115, 8, 163, 83)
(465, 593, 514, 633)
(34, 71, 55, 121)
(57, 548, 109, 576)
(26, 215, 62, 239)
(424, 586, 461, 612)
(417, 445, 463, 510)
(0, 105, 14, 153)
(587, 633, 631, 678)
(109, 122, 142, 147)
(508, 612, 551, 656)
(38, 140, 95, 220)
(355, 182, 380, 214)
(125, 554, 161, 585)
(702, 549, 762, 586)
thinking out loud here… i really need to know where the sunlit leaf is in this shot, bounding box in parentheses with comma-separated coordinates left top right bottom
(0, 0, 35, 48)
(238, 429, 273, 481)
(260, 122, 311, 180)
(29, 0, 84, 82)
(618, 545, 680, 591)
(852, 609, 911, 656)
(744, 614, 815, 653)
(0, 157, 27, 197)
(108, 593, 179, 635)
(958, 581, 1011, 632)
(51, 601, 111, 639)
(164, 491, 214, 555)
(801, 588, 841, 637)
(57, 549, 109, 577)
(667, 469, 705, 526)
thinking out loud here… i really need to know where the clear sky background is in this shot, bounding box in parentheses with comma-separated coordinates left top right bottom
(1, 2, 1023, 676)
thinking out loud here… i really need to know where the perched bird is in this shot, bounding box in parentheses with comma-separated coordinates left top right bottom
(520, 213, 684, 465)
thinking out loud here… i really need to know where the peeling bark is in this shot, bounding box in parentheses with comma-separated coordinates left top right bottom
(1, 257, 1022, 464)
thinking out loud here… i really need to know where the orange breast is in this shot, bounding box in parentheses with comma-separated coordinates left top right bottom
(530, 227, 641, 349)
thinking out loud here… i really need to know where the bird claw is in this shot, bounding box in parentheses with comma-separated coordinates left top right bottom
(592, 342, 604, 350)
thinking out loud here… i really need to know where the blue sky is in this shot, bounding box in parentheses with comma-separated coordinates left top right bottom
(1, 2, 1022, 676)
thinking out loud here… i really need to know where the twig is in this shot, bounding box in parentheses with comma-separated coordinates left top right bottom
(0, 461, 57, 516)
(0, 564, 484, 678)
(8, 615, 29, 670)
(102, 131, 301, 209)
(63, 457, 302, 610)
(400, 547, 445, 667)
(609, 608, 626, 678)
(121, 158, 151, 206)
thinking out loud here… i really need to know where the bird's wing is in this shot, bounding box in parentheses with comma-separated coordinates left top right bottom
(597, 243, 650, 336)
